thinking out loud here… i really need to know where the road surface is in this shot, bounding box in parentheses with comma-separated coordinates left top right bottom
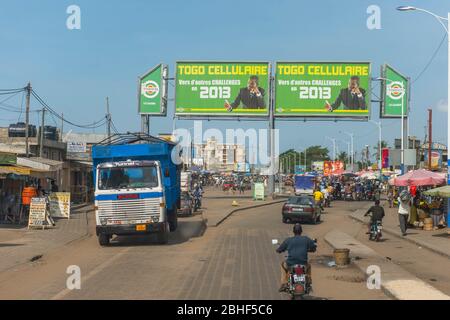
(0, 199, 447, 300)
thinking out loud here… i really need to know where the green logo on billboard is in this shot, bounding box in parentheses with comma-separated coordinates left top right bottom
(387, 81, 405, 100)
(142, 80, 160, 99)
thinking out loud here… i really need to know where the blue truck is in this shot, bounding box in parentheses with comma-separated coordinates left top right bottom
(294, 174, 316, 195)
(92, 133, 181, 245)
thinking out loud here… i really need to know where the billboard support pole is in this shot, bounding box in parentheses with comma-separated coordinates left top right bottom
(428, 108, 432, 170)
(268, 74, 275, 197)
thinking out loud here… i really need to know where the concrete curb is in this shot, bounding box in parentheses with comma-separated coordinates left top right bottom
(349, 204, 450, 259)
(324, 230, 450, 300)
(212, 199, 286, 227)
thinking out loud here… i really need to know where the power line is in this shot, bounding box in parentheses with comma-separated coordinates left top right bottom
(413, 32, 447, 84)
(31, 89, 107, 129)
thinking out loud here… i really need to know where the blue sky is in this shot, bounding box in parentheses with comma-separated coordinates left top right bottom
(0, 0, 449, 161)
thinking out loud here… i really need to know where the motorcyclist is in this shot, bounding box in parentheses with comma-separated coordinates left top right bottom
(193, 185, 202, 210)
(364, 199, 385, 234)
(313, 188, 324, 210)
(276, 223, 317, 292)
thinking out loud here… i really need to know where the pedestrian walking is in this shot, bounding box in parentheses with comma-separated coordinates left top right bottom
(397, 191, 411, 236)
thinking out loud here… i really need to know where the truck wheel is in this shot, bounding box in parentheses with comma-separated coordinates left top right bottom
(157, 223, 169, 244)
(168, 211, 178, 232)
(98, 233, 110, 246)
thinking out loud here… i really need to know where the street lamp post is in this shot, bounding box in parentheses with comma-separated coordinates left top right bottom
(397, 5, 450, 231)
(325, 136, 336, 161)
(370, 120, 382, 174)
(339, 139, 351, 169)
(342, 131, 354, 171)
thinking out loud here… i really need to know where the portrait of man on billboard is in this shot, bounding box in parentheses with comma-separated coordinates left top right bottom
(225, 75, 266, 111)
(325, 76, 367, 111)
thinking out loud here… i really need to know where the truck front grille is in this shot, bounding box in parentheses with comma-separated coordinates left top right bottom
(97, 198, 160, 223)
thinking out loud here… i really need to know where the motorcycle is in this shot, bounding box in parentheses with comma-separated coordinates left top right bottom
(286, 264, 312, 300)
(344, 192, 353, 201)
(323, 196, 331, 208)
(365, 190, 374, 201)
(193, 196, 202, 212)
(369, 220, 383, 242)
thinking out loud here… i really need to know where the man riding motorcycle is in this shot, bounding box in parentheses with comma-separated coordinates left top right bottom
(364, 199, 385, 234)
(313, 188, 324, 210)
(276, 223, 317, 292)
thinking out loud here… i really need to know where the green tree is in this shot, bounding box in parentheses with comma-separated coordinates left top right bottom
(337, 151, 348, 164)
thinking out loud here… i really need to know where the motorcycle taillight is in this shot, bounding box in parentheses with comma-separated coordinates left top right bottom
(294, 266, 304, 275)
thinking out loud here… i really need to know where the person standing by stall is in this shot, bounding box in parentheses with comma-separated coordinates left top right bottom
(398, 191, 411, 236)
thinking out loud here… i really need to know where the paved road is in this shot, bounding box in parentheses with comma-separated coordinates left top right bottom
(1, 199, 446, 300)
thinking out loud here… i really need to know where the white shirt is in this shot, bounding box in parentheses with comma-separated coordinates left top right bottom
(398, 197, 410, 215)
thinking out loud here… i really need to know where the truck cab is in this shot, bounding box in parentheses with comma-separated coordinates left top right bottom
(92, 134, 180, 246)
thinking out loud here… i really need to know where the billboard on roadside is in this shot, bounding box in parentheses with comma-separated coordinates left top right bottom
(175, 62, 270, 117)
(424, 150, 443, 169)
(275, 62, 371, 118)
(139, 64, 168, 115)
(380, 64, 409, 118)
(323, 160, 345, 176)
(312, 161, 324, 172)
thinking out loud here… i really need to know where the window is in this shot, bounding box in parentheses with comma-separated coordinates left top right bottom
(98, 166, 159, 190)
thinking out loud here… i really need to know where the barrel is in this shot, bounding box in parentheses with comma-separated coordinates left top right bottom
(22, 187, 37, 205)
(423, 218, 433, 231)
(334, 248, 350, 266)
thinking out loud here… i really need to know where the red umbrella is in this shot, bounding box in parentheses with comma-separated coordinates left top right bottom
(390, 169, 446, 187)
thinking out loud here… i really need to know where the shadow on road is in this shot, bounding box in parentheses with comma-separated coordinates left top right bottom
(109, 218, 207, 247)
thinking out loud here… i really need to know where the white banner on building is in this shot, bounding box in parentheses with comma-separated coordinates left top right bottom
(67, 141, 87, 153)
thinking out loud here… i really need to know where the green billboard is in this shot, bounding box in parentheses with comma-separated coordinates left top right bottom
(175, 62, 270, 116)
(275, 62, 371, 117)
(138, 64, 168, 115)
(380, 64, 408, 118)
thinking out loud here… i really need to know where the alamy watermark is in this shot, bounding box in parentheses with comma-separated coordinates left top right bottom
(366, 265, 381, 289)
(367, 5, 381, 30)
(66, 265, 81, 290)
(66, 5, 81, 30)
(171, 121, 279, 174)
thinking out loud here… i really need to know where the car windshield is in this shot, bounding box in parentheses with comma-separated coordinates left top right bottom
(98, 166, 159, 190)
(287, 197, 313, 206)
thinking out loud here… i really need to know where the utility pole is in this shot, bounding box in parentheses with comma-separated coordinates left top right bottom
(106, 97, 111, 142)
(428, 108, 432, 170)
(60, 113, 64, 142)
(40, 108, 45, 158)
(25, 82, 31, 158)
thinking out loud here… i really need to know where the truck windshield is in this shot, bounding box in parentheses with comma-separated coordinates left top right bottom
(98, 166, 159, 190)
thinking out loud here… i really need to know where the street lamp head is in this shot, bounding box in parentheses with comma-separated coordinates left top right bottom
(396, 6, 416, 11)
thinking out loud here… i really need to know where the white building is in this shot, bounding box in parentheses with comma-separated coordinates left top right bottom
(188, 137, 246, 172)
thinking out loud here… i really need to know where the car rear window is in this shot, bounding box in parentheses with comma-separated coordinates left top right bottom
(287, 197, 313, 205)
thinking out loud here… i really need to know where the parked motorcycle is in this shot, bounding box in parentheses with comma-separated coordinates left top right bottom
(344, 192, 353, 201)
(369, 220, 383, 242)
(355, 191, 362, 201)
(365, 190, 374, 201)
